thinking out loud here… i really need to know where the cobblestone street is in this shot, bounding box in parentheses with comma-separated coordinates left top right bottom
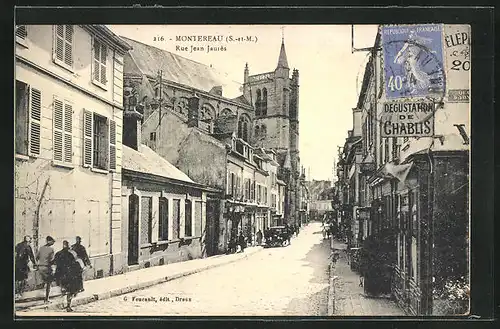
(72, 222, 331, 316)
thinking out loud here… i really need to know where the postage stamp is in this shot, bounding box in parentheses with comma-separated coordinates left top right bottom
(382, 24, 446, 100)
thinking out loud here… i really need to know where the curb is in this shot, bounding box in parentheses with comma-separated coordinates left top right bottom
(16, 247, 263, 313)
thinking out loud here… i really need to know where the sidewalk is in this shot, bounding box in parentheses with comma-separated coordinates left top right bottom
(15, 246, 263, 313)
(328, 240, 404, 316)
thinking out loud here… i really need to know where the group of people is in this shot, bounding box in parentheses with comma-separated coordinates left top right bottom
(227, 231, 248, 254)
(15, 235, 92, 312)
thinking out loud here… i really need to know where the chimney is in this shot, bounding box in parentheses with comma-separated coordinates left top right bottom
(123, 86, 144, 151)
(209, 86, 223, 96)
(187, 94, 200, 128)
(352, 107, 362, 137)
(243, 63, 249, 96)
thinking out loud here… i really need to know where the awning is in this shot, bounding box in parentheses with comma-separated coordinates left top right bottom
(383, 162, 413, 183)
(370, 162, 414, 185)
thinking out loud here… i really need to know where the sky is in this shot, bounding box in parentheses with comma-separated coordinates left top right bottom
(109, 25, 378, 181)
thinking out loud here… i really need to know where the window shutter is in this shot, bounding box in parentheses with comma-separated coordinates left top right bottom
(83, 110, 93, 167)
(64, 102, 73, 163)
(100, 44, 107, 84)
(28, 88, 41, 156)
(53, 98, 64, 162)
(109, 120, 116, 171)
(55, 25, 64, 62)
(16, 25, 27, 40)
(64, 25, 73, 67)
(93, 40, 100, 82)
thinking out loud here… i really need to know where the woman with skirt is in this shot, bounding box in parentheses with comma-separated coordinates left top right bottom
(54, 240, 83, 312)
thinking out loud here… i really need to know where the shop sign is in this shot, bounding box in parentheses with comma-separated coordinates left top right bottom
(381, 101, 435, 137)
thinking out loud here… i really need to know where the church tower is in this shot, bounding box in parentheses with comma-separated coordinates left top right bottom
(243, 37, 292, 150)
(243, 35, 301, 225)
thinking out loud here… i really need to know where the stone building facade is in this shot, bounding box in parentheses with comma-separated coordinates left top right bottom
(15, 25, 131, 287)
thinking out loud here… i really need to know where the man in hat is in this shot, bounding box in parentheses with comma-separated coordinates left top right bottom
(36, 236, 55, 303)
(71, 236, 91, 292)
(15, 235, 37, 298)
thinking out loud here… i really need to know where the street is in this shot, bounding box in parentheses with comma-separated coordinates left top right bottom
(73, 222, 331, 316)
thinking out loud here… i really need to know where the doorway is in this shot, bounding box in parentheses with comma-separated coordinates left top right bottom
(128, 194, 139, 265)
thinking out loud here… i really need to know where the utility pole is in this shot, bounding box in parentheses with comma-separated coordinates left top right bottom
(157, 70, 163, 149)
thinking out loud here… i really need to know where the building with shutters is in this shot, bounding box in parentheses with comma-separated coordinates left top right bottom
(336, 25, 470, 315)
(14, 25, 131, 288)
(120, 103, 219, 270)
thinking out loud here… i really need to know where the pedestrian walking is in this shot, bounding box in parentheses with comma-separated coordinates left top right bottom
(238, 231, 246, 252)
(256, 230, 263, 246)
(71, 236, 92, 292)
(328, 250, 340, 266)
(36, 236, 55, 303)
(54, 240, 83, 312)
(15, 235, 37, 298)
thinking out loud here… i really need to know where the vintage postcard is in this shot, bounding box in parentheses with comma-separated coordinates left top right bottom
(14, 23, 470, 317)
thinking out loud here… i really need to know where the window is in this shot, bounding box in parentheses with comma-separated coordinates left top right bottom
(262, 88, 268, 115)
(237, 115, 250, 142)
(384, 138, 390, 163)
(185, 199, 192, 237)
(83, 110, 116, 171)
(150, 132, 156, 142)
(172, 199, 181, 240)
(230, 172, 236, 196)
(391, 137, 398, 161)
(53, 97, 73, 164)
(140, 196, 152, 245)
(159, 197, 168, 241)
(255, 89, 262, 116)
(53, 25, 74, 69)
(195, 201, 203, 236)
(15, 81, 41, 157)
(93, 38, 108, 87)
(255, 125, 260, 140)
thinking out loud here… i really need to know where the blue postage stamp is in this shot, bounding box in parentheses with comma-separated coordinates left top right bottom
(382, 24, 445, 99)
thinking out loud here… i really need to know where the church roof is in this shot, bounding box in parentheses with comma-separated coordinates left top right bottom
(277, 40, 289, 69)
(231, 95, 251, 105)
(121, 36, 244, 100)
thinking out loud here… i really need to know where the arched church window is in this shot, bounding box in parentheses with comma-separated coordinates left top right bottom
(237, 120, 242, 139)
(200, 103, 216, 133)
(238, 115, 251, 142)
(243, 121, 249, 142)
(255, 125, 260, 140)
(220, 108, 233, 117)
(262, 88, 268, 116)
(174, 97, 189, 119)
(255, 89, 262, 116)
(261, 124, 267, 138)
